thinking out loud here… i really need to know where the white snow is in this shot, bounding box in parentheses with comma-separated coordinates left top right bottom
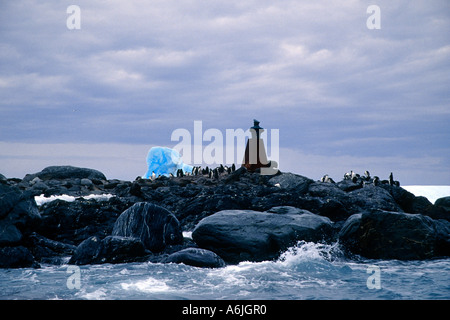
(34, 193, 115, 206)
(402, 185, 450, 204)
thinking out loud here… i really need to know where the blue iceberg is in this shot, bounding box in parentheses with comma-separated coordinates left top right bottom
(143, 147, 193, 179)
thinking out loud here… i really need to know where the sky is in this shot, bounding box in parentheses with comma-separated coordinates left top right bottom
(0, 0, 449, 185)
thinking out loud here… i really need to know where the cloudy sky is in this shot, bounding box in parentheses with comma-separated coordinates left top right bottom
(0, 0, 449, 184)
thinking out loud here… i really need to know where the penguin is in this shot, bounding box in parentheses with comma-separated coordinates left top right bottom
(373, 176, 379, 186)
(208, 170, 213, 179)
(231, 164, 236, 172)
(364, 170, 371, 180)
(389, 172, 394, 186)
(151, 171, 156, 180)
(227, 166, 232, 174)
(344, 171, 351, 180)
(213, 168, 219, 179)
(169, 173, 174, 178)
(219, 164, 224, 173)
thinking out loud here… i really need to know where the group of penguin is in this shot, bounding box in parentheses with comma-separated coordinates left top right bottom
(164, 163, 237, 180)
(321, 170, 400, 187)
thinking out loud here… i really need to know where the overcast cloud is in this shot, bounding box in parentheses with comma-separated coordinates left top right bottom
(0, 0, 449, 184)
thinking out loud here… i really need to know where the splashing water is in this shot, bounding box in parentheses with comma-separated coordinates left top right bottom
(0, 241, 449, 300)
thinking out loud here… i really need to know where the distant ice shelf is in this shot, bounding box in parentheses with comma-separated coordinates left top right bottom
(402, 185, 450, 204)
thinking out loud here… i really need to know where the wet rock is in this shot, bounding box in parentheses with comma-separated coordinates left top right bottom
(339, 210, 450, 260)
(24, 232, 76, 263)
(192, 209, 333, 264)
(0, 246, 38, 268)
(69, 235, 148, 265)
(112, 202, 183, 252)
(162, 248, 226, 268)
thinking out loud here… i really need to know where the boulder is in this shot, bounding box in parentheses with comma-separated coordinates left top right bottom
(339, 210, 450, 260)
(27, 166, 107, 181)
(69, 235, 148, 265)
(435, 196, 450, 210)
(0, 220, 22, 246)
(348, 185, 401, 213)
(0, 246, 38, 268)
(269, 172, 313, 194)
(162, 248, 226, 268)
(25, 232, 76, 263)
(0, 184, 41, 240)
(112, 202, 183, 252)
(192, 209, 333, 264)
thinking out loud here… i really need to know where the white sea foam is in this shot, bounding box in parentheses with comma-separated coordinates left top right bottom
(121, 277, 170, 293)
(34, 193, 115, 206)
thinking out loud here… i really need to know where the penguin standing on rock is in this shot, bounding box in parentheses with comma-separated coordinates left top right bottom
(373, 176, 379, 186)
(389, 172, 394, 186)
(364, 170, 371, 180)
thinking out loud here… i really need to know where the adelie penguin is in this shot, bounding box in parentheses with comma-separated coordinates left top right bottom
(373, 176, 379, 186)
(389, 172, 394, 186)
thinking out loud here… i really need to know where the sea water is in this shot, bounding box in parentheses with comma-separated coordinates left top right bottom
(0, 241, 448, 300)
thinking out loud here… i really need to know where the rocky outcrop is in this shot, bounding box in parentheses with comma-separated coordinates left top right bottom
(339, 210, 450, 260)
(0, 166, 448, 268)
(192, 208, 333, 264)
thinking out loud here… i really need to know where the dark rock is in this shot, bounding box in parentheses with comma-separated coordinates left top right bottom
(339, 210, 450, 260)
(162, 248, 226, 268)
(269, 172, 313, 194)
(112, 202, 183, 252)
(37, 197, 131, 245)
(192, 209, 333, 264)
(29, 166, 107, 181)
(0, 220, 22, 246)
(336, 179, 362, 192)
(435, 196, 450, 210)
(379, 184, 416, 212)
(69, 235, 148, 265)
(0, 246, 38, 268)
(0, 184, 41, 238)
(348, 185, 401, 213)
(25, 233, 76, 260)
